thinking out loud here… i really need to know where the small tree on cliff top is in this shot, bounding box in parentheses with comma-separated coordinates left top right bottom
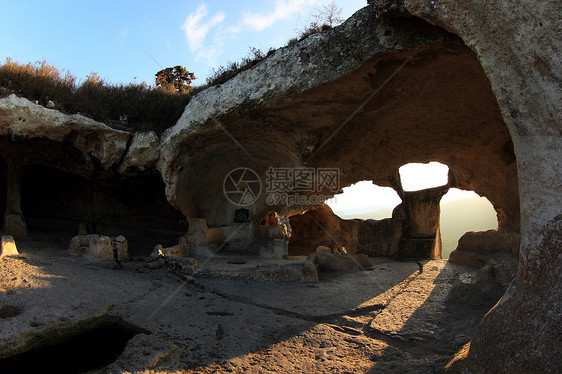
(155, 66, 195, 93)
(312, 0, 344, 27)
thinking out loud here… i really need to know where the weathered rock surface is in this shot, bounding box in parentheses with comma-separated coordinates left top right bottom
(119, 131, 160, 174)
(106, 334, 180, 373)
(449, 229, 521, 266)
(143, 247, 198, 276)
(289, 204, 364, 255)
(289, 197, 445, 260)
(0, 94, 130, 171)
(308, 252, 372, 274)
(289, 204, 402, 257)
(2, 214, 27, 238)
(194, 260, 319, 283)
(0, 95, 187, 252)
(0, 235, 19, 257)
(394, 185, 448, 259)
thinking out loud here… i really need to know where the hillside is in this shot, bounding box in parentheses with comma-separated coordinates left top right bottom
(439, 197, 498, 257)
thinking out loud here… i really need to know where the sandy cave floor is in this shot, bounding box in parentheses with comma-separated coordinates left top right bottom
(0, 238, 501, 373)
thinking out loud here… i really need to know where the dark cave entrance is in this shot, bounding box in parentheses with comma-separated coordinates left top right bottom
(21, 165, 188, 256)
(21, 165, 93, 234)
(0, 318, 148, 374)
(0, 157, 6, 230)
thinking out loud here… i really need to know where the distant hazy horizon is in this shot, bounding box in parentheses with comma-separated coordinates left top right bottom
(334, 195, 497, 258)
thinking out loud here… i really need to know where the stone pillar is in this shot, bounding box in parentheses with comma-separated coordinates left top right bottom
(3, 161, 27, 237)
(397, 185, 449, 259)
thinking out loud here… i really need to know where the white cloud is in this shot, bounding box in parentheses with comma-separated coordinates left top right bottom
(181, 1, 320, 68)
(181, 4, 226, 51)
(242, 0, 321, 31)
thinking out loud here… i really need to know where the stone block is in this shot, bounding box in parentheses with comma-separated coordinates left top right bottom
(1, 235, 19, 257)
(88, 235, 114, 260)
(69, 235, 94, 254)
(69, 234, 128, 261)
(112, 235, 129, 260)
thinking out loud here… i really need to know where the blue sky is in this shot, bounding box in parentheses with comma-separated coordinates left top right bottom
(0, 0, 367, 86)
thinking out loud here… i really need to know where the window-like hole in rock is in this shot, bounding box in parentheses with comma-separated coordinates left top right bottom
(440, 188, 498, 258)
(399, 162, 449, 191)
(288, 182, 402, 256)
(326, 181, 402, 220)
(0, 319, 148, 374)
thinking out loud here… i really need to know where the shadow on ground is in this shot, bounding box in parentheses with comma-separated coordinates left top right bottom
(0, 238, 513, 373)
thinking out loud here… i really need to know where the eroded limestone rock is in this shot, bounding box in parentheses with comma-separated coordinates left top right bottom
(156, 6, 519, 266)
(0, 235, 19, 257)
(289, 205, 363, 256)
(119, 131, 160, 174)
(449, 229, 520, 266)
(185, 218, 289, 259)
(0, 94, 130, 171)
(106, 334, 180, 373)
(0, 0, 558, 370)
(2, 214, 27, 238)
(159, 6, 509, 229)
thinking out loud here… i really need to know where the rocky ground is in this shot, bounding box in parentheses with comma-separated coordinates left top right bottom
(0, 237, 511, 373)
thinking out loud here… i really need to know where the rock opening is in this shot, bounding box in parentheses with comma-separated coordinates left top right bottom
(0, 319, 147, 374)
(19, 165, 187, 257)
(327, 181, 402, 220)
(440, 189, 498, 258)
(399, 162, 449, 192)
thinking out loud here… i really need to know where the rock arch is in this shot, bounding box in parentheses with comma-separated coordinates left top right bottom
(161, 11, 520, 261)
